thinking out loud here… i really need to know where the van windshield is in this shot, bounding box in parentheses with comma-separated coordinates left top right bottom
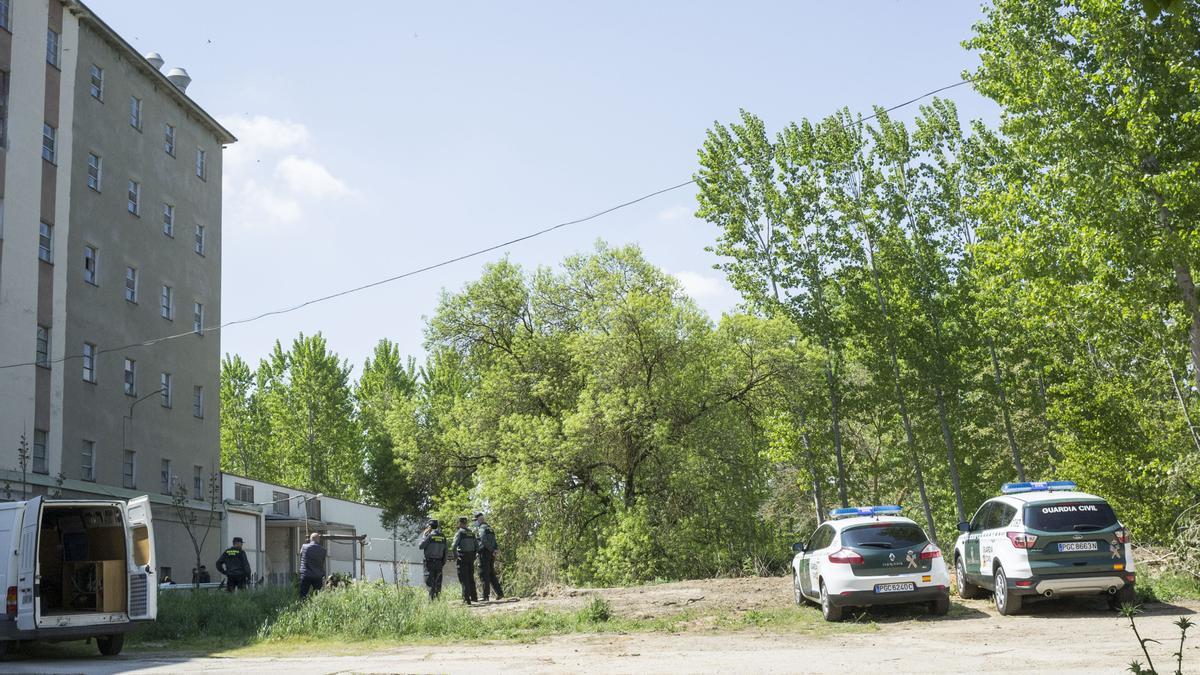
(1024, 501, 1118, 532)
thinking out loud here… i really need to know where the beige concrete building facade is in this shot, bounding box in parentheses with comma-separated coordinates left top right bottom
(0, 0, 235, 580)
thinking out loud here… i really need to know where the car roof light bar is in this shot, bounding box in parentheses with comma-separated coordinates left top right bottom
(829, 505, 902, 518)
(1000, 480, 1077, 494)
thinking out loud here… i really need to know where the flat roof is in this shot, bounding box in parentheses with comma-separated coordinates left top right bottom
(67, 0, 237, 145)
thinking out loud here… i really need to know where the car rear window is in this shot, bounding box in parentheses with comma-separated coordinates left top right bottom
(841, 523, 928, 549)
(1024, 501, 1118, 532)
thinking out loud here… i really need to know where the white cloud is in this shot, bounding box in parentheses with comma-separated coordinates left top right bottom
(218, 115, 351, 230)
(658, 205, 692, 222)
(276, 155, 351, 199)
(673, 270, 728, 300)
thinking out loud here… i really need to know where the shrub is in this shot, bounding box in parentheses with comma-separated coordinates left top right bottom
(132, 587, 295, 645)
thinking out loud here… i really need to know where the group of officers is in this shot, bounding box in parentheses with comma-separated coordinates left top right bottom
(419, 512, 504, 604)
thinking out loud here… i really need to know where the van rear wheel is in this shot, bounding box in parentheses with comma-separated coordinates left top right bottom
(97, 634, 124, 656)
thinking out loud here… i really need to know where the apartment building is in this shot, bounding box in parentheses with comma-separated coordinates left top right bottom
(0, 0, 235, 579)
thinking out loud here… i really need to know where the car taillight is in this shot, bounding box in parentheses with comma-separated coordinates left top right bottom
(1125, 573, 1136, 583)
(919, 543, 941, 560)
(1115, 529, 1129, 544)
(1006, 531, 1038, 549)
(5, 586, 16, 618)
(827, 548, 865, 564)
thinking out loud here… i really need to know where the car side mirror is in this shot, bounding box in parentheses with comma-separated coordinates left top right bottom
(791, 542, 805, 553)
(956, 521, 971, 533)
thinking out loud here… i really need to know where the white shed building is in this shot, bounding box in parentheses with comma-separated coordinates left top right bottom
(218, 473, 423, 587)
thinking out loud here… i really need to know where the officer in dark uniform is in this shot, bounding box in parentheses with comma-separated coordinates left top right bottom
(474, 512, 504, 601)
(450, 517, 478, 604)
(215, 536, 252, 592)
(418, 520, 447, 600)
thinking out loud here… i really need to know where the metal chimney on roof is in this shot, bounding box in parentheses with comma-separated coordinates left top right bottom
(144, 52, 165, 70)
(165, 67, 192, 93)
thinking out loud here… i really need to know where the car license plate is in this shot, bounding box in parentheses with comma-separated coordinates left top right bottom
(1057, 541, 1099, 552)
(874, 582, 916, 593)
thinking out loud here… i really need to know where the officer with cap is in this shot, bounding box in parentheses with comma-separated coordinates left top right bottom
(451, 517, 479, 604)
(418, 519, 447, 600)
(474, 512, 504, 601)
(215, 536, 252, 592)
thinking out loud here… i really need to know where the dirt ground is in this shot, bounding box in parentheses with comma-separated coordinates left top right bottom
(8, 576, 1199, 674)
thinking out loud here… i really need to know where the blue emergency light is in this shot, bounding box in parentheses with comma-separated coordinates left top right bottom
(829, 505, 902, 518)
(1000, 480, 1077, 495)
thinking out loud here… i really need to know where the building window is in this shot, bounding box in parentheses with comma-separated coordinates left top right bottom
(194, 224, 205, 255)
(193, 302, 204, 334)
(305, 498, 321, 521)
(32, 429, 48, 475)
(36, 325, 50, 368)
(83, 245, 98, 284)
(272, 491, 291, 516)
(127, 180, 140, 215)
(81, 440, 96, 481)
(123, 450, 136, 488)
(193, 385, 204, 418)
(160, 372, 172, 408)
(38, 222, 53, 263)
(234, 482, 253, 503)
(195, 148, 206, 180)
(42, 123, 56, 163)
(124, 266, 138, 302)
(89, 64, 103, 100)
(0, 0, 9, 31)
(82, 342, 97, 383)
(0, 70, 8, 148)
(193, 465, 203, 498)
(123, 358, 137, 396)
(162, 203, 174, 237)
(129, 96, 142, 129)
(160, 458, 172, 494)
(165, 124, 176, 156)
(160, 285, 174, 319)
(46, 29, 60, 68)
(87, 153, 102, 191)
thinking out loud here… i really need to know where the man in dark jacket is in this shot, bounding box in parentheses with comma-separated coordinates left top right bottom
(418, 520, 447, 600)
(451, 517, 479, 604)
(474, 512, 504, 601)
(299, 532, 327, 599)
(216, 537, 252, 592)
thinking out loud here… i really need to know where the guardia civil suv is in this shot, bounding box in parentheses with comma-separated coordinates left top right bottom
(953, 481, 1137, 615)
(791, 506, 951, 622)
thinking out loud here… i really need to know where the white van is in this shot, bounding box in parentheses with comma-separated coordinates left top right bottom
(0, 496, 158, 656)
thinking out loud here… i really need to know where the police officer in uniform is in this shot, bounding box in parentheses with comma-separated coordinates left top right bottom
(418, 520, 447, 600)
(216, 537, 252, 592)
(474, 512, 504, 601)
(451, 517, 479, 604)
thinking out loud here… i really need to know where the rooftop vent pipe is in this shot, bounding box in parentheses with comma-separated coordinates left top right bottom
(165, 67, 191, 93)
(144, 52, 165, 70)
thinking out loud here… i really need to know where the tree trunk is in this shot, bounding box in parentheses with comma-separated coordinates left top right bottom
(988, 338, 1025, 481)
(1162, 345, 1200, 454)
(1153, 196, 1200, 394)
(824, 358, 849, 508)
(933, 380, 967, 524)
(796, 409, 826, 519)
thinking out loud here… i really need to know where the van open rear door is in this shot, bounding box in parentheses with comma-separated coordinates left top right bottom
(126, 496, 157, 620)
(15, 497, 42, 631)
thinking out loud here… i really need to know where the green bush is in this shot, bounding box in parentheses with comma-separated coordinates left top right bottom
(579, 597, 611, 623)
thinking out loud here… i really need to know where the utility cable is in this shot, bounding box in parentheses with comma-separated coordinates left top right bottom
(0, 77, 973, 371)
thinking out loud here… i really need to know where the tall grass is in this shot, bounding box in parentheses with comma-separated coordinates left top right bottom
(261, 582, 606, 642)
(131, 587, 295, 645)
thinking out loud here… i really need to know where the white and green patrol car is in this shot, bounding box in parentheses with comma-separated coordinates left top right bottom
(953, 481, 1137, 615)
(791, 506, 951, 622)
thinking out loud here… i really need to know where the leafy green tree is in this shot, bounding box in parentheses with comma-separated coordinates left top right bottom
(260, 333, 361, 499)
(218, 354, 272, 480)
(356, 339, 419, 527)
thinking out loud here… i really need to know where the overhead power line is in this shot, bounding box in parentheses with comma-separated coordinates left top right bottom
(0, 77, 973, 372)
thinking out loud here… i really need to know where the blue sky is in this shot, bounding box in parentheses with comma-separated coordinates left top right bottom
(87, 1, 998, 373)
